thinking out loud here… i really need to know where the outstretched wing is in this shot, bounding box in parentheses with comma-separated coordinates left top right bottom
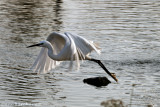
(31, 32, 66, 73)
(64, 32, 101, 70)
(31, 47, 61, 74)
(47, 32, 66, 55)
(64, 32, 101, 60)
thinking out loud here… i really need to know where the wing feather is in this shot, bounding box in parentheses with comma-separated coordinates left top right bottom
(64, 32, 101, 57)
(47, 32, 66, 55)
(64, 32, 101, 70)
(31, 47, 61, 74)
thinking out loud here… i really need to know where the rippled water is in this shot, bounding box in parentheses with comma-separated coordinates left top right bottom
(0, 0, 160, 107)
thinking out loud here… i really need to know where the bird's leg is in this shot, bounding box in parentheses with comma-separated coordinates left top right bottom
(89, 58, 118, 82)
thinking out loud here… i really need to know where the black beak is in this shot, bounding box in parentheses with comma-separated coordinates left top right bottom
(27, 43, 43, 48)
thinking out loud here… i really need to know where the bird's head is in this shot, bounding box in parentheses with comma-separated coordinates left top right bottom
(27, 40, 49, 48)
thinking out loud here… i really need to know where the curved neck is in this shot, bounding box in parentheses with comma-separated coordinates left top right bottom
(46, 43, 59, 60)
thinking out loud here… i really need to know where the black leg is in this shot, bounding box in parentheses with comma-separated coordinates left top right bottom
(89, 58, 118, 82)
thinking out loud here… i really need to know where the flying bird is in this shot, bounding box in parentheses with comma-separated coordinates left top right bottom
(27, 32, 118, 82)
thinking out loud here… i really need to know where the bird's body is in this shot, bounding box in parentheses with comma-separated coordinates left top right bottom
(27, 32, 118, 82)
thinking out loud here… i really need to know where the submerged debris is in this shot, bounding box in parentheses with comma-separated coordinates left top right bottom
(83, 77, 111, 87)
(101, 99, 126, 107)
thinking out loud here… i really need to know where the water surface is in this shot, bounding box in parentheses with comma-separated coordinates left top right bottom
(0, 0, 160, 106)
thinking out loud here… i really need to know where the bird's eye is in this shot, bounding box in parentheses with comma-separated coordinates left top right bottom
(40, 43, 44, 45)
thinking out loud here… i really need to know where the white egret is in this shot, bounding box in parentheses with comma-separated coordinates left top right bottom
(27, 32, 118, 82)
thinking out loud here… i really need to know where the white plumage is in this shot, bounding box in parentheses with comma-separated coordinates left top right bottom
(27, 32, 118, 82)
(29, 32, 101, 74)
